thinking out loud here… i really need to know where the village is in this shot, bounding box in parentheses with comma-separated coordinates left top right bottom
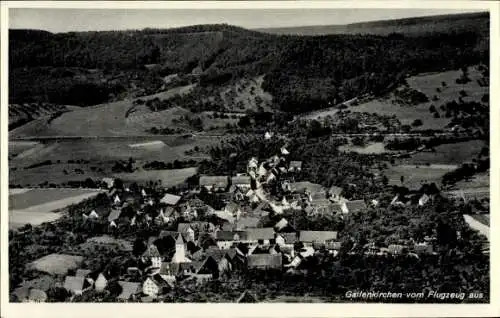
(11, 130, 452, 303)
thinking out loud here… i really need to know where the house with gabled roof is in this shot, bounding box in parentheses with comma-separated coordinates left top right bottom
(235, 216, 260, 230)
(63, 276, 91, 295)
(108, 208, 122, 224)
(288, 161, 303, 173)
(231, 175, 252, 190)
(199, 176, 229, 192)
(215, 230, 248, 249)
(248, 157, 259, 170)
(274, 218, 296, 233)
(160, 193, 181, 206)
(102, 177, 115, 189)
(280, 146, 290, 155)
(418, 194, 430, 206)
(299, 231, 338, 246)
(413, 242, 434, 255)
(177, 223, 196, 242)
(75, 269, 92, 278)
(117, 281, 141, 301)
(142, 245, 162, 269)
(142, 274, 175, 298)
(94, 273, 108, 292)
(344, 200, 367, 213)
(276, 232, 298, 245)
(245, 228, 275, 244)
(387, 244, 407, 255)
(247, 254, 282, 269)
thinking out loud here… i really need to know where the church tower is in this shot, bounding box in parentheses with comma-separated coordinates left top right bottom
(173, 234, 191, 263)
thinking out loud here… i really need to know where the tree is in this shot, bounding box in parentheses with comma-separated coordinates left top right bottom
(132, 238, 146, 257)
(382, 175, 389, 186)
(47, 287, 70, 302)
(481, 93, 489, 103)
(411, 119, 423, 127)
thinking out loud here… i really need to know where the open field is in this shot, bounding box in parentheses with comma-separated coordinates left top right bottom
(447, 187, 490, 201)
(9, 188, 32, 195)
(9, 188, 103, 229)
(468, 214, 490, 227)
(9, 135, 221, 165)
(398, 140, 485, 165)
(9, 83, 240, 140)
(78, 236, 133, 252)
(113, 167, 197, 187)
(463, 214, 489, 241)
(9, 85, 195, 138)
(348, 67, 488, 130)
(383, 164, 457, 188)
(9, 135, 224, 186)
(338, 142, 392, 154)
(9, 188, 102, 210)
(9, 141, 41, 157)
(9, 163, 109, 186)
(454, 172, 489, 190)
(28, 254, 84, 276)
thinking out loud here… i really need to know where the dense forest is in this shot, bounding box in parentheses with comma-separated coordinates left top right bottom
(9, 13, 489, 111)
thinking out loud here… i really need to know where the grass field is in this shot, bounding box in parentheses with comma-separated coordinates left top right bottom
(463, 214, 489, 241)
(9, 188, 103, 229)
(469, 214, 490, 227)
(348, 67, 488, 130)
(383, 164, 457, 188)
(9, 188, 101, 210)
(9, 134, 223, 186)
(113, 167, 197, 187)
(454, 172, 489, 190)
(9, 84, 196, 138)
(9, 141, 41, 157)
(78, 236, 133, 252)
(338, 142, 392, 154)
(29, 254, 84, 276)
(398, 140, 485, 165)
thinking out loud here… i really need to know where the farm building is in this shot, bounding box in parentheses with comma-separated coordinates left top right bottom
(288, 161, 303, 172)
(247, 254, 282, 269)
(231, 176, 252, 190)
(299, 231, 338, 245)
(199, 176, 229, 192)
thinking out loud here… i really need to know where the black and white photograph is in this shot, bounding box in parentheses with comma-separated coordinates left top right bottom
(1, 1, 498, 314)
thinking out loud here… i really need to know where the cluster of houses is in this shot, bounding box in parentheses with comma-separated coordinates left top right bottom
(22, 143, 437, 302)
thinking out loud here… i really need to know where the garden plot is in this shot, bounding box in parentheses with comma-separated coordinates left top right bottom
(28, 253, 84, 276)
